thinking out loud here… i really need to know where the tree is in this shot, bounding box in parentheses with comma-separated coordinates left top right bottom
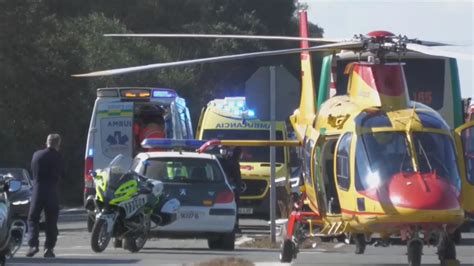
(0, 0, 324, 204)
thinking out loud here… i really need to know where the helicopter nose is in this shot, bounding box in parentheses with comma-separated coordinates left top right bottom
(387, 172, 460, 210)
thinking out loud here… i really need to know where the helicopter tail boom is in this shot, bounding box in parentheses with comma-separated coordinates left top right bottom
(290, 10, 317, 140)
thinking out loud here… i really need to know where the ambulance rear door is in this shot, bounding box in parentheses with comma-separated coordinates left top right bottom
(94, 101, 134, 170)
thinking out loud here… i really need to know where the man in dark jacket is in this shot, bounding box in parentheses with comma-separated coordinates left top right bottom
(218, 146, 242, 233)
(26, 134, 64, 258)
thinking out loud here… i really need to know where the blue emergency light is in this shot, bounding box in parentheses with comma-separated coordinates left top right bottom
(219, 99, 256, 118)
(152, 89, 177, 98)
(141, 138, 206, 150)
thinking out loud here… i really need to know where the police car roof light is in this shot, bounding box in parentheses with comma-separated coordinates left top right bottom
(141, 138, 207, 150)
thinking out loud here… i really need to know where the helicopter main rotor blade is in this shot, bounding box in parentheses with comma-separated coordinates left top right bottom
(415, 40, 452, 46)
(104, 33, 344, 44)
(73, 41, 363, 77)
(406, 43, 473, 60)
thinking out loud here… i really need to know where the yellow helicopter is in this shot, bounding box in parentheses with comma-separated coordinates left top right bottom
(74, 9, 474, 266)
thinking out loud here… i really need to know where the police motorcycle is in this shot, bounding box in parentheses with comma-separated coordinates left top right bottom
(0, 174, 26, 265)
(90, 154, 180, 253)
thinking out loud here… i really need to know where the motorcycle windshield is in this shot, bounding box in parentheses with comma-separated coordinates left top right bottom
(104, 154, 132, 191)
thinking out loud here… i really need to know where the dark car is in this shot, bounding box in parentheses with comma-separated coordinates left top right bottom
(0, 168, 32, 219)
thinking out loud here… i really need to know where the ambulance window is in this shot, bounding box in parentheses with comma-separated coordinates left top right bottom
(336, 133, 352, 190)
(178, 107, 192, 139)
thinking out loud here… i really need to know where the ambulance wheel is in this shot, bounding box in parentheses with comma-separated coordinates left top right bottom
(407, 240, 422, 266)
(336, 234, 346, 243)
(280, 239, 294, 263)
(320, 236, 332, 242)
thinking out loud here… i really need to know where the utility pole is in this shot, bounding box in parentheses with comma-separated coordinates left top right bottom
(269, 66, 276, 243)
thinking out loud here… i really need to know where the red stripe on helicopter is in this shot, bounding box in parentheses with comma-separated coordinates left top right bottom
(299, 10, 310, 50)
(353, 64, 406, 97)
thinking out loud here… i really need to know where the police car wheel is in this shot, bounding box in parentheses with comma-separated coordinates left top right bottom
(208, 232, 235, 250)
(207, 237, 220, 250)
(220, 232, 235, 251)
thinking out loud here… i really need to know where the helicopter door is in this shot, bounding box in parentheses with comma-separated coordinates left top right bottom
(307, 129, 328, 215)
(455, 121, 474, 215)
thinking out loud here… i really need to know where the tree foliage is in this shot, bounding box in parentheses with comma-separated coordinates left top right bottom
(0, 0, 323, 204)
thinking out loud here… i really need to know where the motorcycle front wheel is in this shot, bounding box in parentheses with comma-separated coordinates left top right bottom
(91, 219, 111, 253)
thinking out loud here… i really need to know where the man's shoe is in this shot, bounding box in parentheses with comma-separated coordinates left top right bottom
(25, 246, 39, 257)
(43, 249, 55, 258)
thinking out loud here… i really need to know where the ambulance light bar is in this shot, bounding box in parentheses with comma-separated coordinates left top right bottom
(216, 97, 255, 118)
(120, 89, 150, 98)
(152, 89, 177, 98)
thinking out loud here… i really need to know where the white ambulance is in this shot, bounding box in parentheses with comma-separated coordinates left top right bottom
(83, 87, 193, 229)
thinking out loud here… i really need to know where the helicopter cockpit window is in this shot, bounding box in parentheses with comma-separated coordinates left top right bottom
(416, 111, 449, 131)
(412, 132, 461, 190)
(355, 111, 392, 128)
(355, 132, 412, 191)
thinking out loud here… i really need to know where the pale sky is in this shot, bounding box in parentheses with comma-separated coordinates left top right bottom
(306, 0, 474, 98)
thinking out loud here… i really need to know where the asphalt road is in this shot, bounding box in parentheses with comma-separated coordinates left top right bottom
(7, 209, 474, 266)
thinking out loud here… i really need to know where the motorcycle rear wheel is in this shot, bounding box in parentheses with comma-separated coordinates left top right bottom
(124, 219, 150, 253)
(91, 219, 111, 253)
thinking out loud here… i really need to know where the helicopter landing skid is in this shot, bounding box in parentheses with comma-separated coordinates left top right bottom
(279, 206, 322, 262)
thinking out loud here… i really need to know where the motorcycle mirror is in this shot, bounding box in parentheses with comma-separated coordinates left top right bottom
(8, 180, 22, 193)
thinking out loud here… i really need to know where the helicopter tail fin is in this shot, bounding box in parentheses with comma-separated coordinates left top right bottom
(290, 9, 316, 140)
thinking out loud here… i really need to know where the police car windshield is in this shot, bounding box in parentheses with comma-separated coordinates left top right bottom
(143, 158, 224, 183)
(202, 129, 285, 163)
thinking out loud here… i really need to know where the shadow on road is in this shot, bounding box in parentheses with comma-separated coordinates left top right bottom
(9, 258, 140, 264)
(141, 246, 278, 256)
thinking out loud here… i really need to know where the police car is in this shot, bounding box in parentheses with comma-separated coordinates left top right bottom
(133, 139, 237, 250)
